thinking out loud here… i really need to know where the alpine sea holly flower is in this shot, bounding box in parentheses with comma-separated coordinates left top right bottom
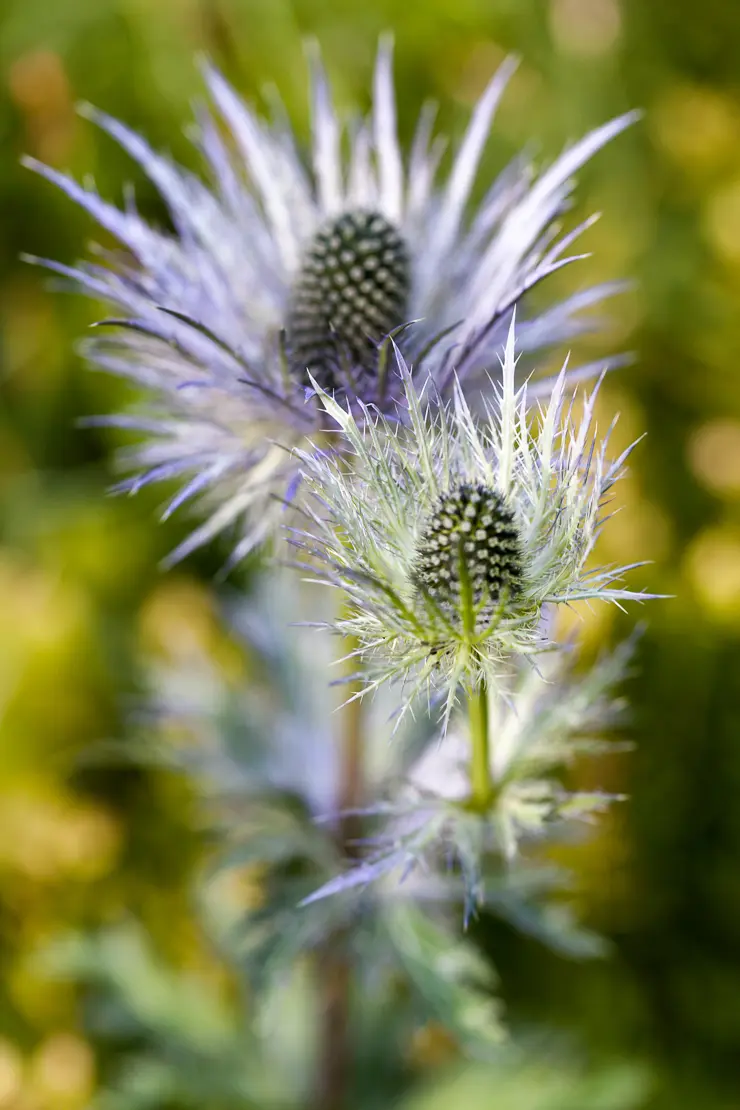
(294, 316, 651, 723)
(24, 42, 637, 564)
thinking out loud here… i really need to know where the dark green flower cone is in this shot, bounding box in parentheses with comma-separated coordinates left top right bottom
(413, 483, 524, 625)
(287, 210, 410, 392)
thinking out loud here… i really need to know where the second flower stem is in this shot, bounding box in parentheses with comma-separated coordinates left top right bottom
(315, 628, 364, 1110)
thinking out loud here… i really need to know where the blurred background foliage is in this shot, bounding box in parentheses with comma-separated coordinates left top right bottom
(1, 0, 740, 1107)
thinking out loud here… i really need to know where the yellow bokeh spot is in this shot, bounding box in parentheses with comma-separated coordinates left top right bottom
(7, 50, 69, 113)
(0, 1040, 24, 1107)
(651, 84, 739, 169)
(7, 960, 77, 1029)
(0, 552, 87, 656)
(0, 550, 107, 770)
(28, 1035, 94, 1108)
(685, 526, 740, 619)
(0, 787, 121, 882)
(139, 577, 244, 680)
(207, 862, 266, 920)
(705, 178, 740, 263)
(549, 0, 622, 57)
(139, 577, 219, 662)
(407, 1022, 459, 1070)
(688, 419, 740, 496)
(7, 50, 76, 165)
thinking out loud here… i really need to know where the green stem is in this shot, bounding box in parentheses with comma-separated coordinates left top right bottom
(469, 679, 493, 810)
(457, 536, 493, 811)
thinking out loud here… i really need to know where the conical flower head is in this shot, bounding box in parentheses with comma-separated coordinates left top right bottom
(287, 209, 411, 390)
(25, 42, 637, 564)
(412, 483, 524, 626)
(294, 317, 651, 722)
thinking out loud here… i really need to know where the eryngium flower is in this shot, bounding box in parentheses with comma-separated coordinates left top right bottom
(294, 317, 651, 720)
(24, 42, 636, 564)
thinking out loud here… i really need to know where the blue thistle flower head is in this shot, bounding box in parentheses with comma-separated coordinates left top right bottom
(24, 40, 637, 565)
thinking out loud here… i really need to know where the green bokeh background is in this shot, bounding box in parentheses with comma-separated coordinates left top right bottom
(2, 1, 740, 1107)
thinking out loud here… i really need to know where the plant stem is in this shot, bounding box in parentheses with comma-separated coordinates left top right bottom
(458, 538, 493, 810)
(469, 679, 493, 810)
(315, 631, 364, 1110)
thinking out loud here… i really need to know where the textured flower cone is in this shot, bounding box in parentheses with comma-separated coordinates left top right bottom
(286, 210, 410, 392)
(413, 483, 524, 628)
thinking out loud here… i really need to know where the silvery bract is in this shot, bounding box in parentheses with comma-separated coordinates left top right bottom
(136, 579, 510, 1051)
(294, 318, 651, 723)
(25, 42, 635, 564)
(303, 625, 638, 922)
(134, 579, 619, 1032)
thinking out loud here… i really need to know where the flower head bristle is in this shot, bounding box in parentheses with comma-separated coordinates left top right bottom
(286, 209, 410, 392)
(412, 483, 524, 626)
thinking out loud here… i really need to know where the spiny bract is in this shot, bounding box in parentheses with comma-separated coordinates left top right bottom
(294, 316, 653, 724)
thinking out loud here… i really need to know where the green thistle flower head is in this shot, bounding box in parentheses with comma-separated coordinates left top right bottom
(294, 315, 652, 725)
(412, 483, 523, 626)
